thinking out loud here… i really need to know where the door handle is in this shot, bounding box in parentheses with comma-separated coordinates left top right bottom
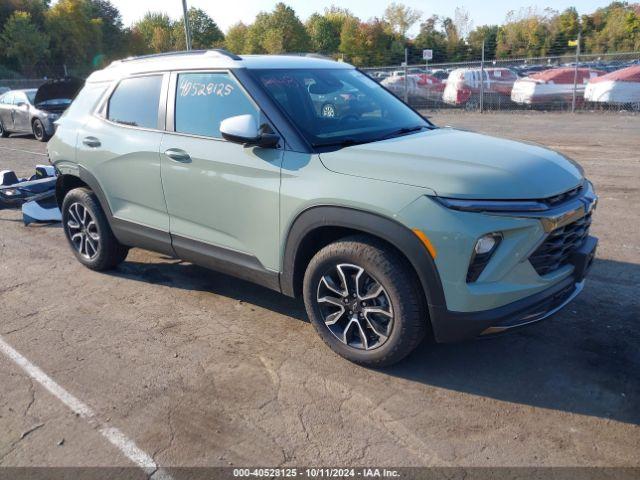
(164, 148, 191, 163)
(82, 136, 101, 148)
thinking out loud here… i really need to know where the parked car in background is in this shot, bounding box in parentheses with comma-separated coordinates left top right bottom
(381, 75, 422, 99)
(584, 65, 640, 110)
(416, 73, 446, 101)
(309, 80, 377, 118)
(443, 67, 518, 108)
(511, 68, 603, 107)
(427, 69, 449, 81)
(0, 78, 83, 141)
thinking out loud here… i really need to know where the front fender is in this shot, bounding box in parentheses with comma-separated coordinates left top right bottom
(281, 205, 446, 311)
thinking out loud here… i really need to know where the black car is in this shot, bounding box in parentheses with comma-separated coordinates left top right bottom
(0, 78, 83, 141)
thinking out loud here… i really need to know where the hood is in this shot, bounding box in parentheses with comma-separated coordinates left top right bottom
(319, 128, 583, 199)
(34, 77, 83, 106)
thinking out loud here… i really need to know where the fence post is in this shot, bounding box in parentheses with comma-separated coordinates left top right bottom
(571, 32, 581, 113)
(479, 40, 485, 113)
(403, 48, 409, 103)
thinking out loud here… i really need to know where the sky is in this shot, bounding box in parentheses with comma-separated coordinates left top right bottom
(66, 0, 613, 36)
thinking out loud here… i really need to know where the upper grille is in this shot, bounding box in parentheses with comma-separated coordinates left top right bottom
(529, 211, 592, 276)
(544, 184, 583, 207)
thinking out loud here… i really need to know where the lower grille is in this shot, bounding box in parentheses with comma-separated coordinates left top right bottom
(529, 212, 592, 276)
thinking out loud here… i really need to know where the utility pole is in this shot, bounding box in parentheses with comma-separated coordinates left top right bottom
(181, 0, 192, 51)
(479, 40, 485, 113)
(571, 31, 581, 113)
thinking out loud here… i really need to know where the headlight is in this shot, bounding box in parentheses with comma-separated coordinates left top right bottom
(467, 233, 502, 282)
(48, 113, 60, 121)
(433, 196, 549, 213)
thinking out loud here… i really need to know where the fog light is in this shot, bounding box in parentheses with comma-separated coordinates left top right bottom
(475, 234, 498, 255)
(467, 233, 502, 283)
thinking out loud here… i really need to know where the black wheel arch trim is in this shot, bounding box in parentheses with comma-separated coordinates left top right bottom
(57, 167, 174, 256)
(280, 205, 447, 311)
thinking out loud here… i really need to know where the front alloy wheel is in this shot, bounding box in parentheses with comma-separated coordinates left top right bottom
(303, 235, 427, 367)
(317, 263, 393, 350)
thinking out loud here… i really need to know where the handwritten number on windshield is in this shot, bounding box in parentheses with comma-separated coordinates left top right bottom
(179, 81, 234, 97)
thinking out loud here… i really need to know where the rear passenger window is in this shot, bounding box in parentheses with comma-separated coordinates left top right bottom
(108, 75, 162, 129)
(175, 72, 258, 138)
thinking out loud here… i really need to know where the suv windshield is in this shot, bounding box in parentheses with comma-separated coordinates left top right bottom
(251, 68, 432, 148)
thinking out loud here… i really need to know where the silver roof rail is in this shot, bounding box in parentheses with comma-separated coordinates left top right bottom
(112, 49, 241, 66)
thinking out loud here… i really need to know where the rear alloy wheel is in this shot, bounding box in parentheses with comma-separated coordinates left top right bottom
(32, 119, 49, 142)
(62, 187, 129, 270)
(66, 202, 101, 260)
(304, 235, 427, 367)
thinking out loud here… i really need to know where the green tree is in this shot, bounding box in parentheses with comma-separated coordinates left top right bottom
(583, 3, 640, 53)
(495, 8, 552, 58)
(46, 0, 103, 74)
(338, 15, 361, 60)
(413, 16, 448, 63)
(358, 18, 395, 65)
(88, 0, 125, 63)
(383, 2, 421, 37)
(467, 24, 499, 59)
(306, 13, 340, 53)
(224, 22, 248, 54)
(173, 7, 224, 50)
(1, 11, 49, 75)
(132, 11, 174, 53)
(245, 3, 309, 54)
(0, 0, 49, 31)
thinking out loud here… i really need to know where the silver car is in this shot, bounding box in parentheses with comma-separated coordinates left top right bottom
(0, 79, 82, 142)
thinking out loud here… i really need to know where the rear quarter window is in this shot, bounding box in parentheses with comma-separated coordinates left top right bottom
(107, 75, 162, 129)
(61, 82, 109, 121)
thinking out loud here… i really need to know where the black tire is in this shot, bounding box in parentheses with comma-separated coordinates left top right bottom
(61, 187, 129, 271)
(303, 235, 427, 367)
(0, 120, 9, 138)
(32, 119, 49, 142)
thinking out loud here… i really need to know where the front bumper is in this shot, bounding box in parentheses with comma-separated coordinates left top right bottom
(430, 235, 597, 342)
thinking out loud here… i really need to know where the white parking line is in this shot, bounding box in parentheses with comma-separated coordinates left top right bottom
(0, 145, 48, 156)
(0, 335, 173, 479)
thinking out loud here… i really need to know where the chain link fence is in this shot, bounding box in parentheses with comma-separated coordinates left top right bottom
(362, 51, 640, 113)
(3, 51, 640, 113)
(0, 78, 48, 95)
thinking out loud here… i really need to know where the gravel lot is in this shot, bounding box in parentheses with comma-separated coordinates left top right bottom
(0, 113, 638, 472)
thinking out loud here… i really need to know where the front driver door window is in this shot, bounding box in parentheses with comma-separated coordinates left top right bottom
(161, 71, 283, 273)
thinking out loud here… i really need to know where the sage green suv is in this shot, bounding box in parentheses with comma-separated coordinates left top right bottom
(49, 50, 598, 366)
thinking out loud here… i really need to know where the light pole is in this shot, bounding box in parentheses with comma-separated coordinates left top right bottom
(181, 0, 192, 51)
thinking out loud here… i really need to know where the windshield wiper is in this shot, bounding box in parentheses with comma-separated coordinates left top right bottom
(312, 125, 431, 149)
(311, 138, 365, 148)
(375, 125, 430, 141)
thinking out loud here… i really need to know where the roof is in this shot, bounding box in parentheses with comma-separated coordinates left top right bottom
(589, 65, 640, 83)
(526, 67, 603, 83)
(87, 50, 353, 83)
